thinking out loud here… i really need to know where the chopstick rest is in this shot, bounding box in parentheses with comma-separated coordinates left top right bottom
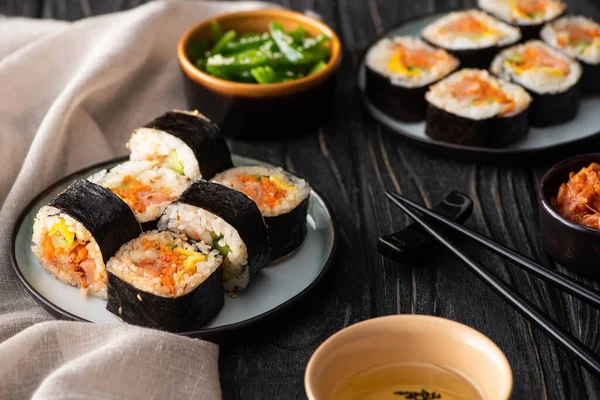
(377, 191, 473, 261)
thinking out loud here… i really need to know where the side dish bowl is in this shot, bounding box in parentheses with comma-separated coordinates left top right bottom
(539, 153, 600, 281)
(177, 9, 342, 141)
(305, 315, 512, 400)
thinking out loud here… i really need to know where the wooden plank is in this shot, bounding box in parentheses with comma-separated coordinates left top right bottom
(0, 0, 43, 17)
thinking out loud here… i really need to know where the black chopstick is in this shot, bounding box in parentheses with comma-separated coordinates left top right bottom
(385, 191, 600, 377)
(388, 191, 600, 310)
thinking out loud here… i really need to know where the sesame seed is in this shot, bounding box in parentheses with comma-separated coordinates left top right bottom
(118, 306, 123, 314)
(137, 294, 142, 302)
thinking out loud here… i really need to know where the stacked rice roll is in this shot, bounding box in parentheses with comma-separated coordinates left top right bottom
(88, 161, 190, 229)
(212, 166, 311, 261)
(106, 230, 223, 332)
(364, 37, 460, 122)
(128, 110, 233, 180)
(425, 69, 532, 147)
(491, 40, 582, 126)
(478, 0, 566, 40)
(541, 16, 600, 94)
(422, 10, 521, 68)
(31, 180, 141, 298)
(158, 180, 270, 292)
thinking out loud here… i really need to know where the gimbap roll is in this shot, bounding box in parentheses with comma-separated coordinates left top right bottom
(490, 40, 582, 126)
(158, 180, 270, 292)
(106, 230, 224, 332)
(478, 0, 566, 40)
(425, 69, 532, 147)
(128, 110, 233, 180)
(31, 180, 141, 298)
(364, 36, 460, 122)
(422, 10, 521, 68)
(212, 166, 311, 261)
(541, 16, 600, 94)
(88, 161, 190, 229)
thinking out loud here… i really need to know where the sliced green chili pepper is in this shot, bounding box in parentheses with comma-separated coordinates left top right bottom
(251, 66, 278, 84)
(269, 22, 304, 64)
(288, 27, 308, 43)
(222, 34, 271, 54)
(211, 20, 223, 42)
(190, 20, 331, 84)
(211, 30, 237, 55)
(187, 40, 208, 63)
(308, 60, 327, 75)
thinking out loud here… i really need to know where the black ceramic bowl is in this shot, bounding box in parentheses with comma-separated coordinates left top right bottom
(177, 9, 342, 141)
(539, 153, 600, 281)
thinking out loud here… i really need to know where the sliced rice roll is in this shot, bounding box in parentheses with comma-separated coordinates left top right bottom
(128, 110, 233, 180)
(158, 180, 270, 292)
(31, 180, 141, 299)
(106, 230, 223, 332)
(88, 160, 190, 229)
(491, 40, 582, 126)
(364, 36, 460, 122)
(212, 166, 311, 261)
(541, 16, 600, 94)
(421, 10, 521, 68)
(478, 0, 566, 40)
(425, 69, 532, 147)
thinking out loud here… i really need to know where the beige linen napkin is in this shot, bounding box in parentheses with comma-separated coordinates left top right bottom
(0, 1, 272, 398)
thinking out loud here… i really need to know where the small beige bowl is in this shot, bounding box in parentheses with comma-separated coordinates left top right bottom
(305, 315, 512, 400)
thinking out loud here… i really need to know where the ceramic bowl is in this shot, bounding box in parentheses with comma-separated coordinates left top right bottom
(305, 315, 512, 400)
(539, 153, 600, 281)
(177, 9, 342, 141)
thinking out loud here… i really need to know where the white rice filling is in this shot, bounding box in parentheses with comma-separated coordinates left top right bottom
(128, 128, 201, 179)
(541, 16, 600, 64)
(478, 0, 565, 25)
(211, 166, 311, 217)
(158, 203, 249, 292)
(365, 37, 460, 88)
(490, 40, 582, 94)
(422, 9, 521, 49)
(31, 206, 107, 298)
(107, 230, 221, 298)
(88, 161, 190, 223)
(425, 69, 532, 119)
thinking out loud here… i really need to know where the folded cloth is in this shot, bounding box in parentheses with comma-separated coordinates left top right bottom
(0, 1, 272, 398)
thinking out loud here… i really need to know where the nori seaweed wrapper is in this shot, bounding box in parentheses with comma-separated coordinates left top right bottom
(175, 180, 271, 279)
(580, 61, 600, 95)
(423, 37, 513, 69)
(144, 111, 233, 180)
(511, 10, 566, 42)
(425, 103, 529, 148)
(106, 267, 223, 332)
(266, 196, 309, 261)
(515, 23, 544, 41)
(140, 220, 158, 232)
(528, 81, 581, 126)
(365, 66, 431, 122)
(48, 180, 142, 263)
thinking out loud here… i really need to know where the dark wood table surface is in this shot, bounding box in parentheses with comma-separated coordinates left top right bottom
(4, 0, 600, 398)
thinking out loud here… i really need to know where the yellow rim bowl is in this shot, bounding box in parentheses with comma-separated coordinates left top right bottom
(305, 315, 513, 400)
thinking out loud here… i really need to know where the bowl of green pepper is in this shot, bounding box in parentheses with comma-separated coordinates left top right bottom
(177, 9, 342, 141)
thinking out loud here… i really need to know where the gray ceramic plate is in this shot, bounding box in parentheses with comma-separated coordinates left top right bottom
(358, 12, 600, 156)
(11, 155, 337, 337)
